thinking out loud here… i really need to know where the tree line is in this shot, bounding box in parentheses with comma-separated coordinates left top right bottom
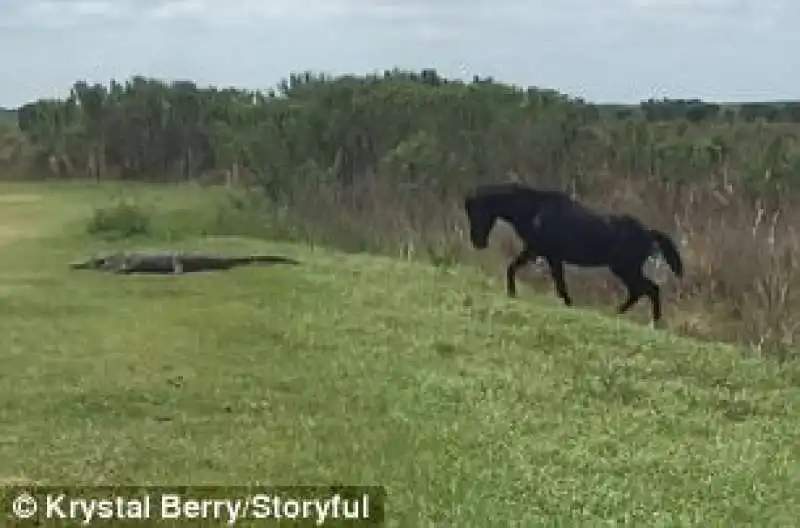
(6, 69, 800, 195)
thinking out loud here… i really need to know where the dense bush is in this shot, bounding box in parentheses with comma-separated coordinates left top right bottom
(86, 199, 151, 239)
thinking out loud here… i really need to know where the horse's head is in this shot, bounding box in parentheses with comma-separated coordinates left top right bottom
(464, 194, 497, 250)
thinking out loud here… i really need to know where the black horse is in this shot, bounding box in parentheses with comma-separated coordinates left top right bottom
(463, 182, 684, 324)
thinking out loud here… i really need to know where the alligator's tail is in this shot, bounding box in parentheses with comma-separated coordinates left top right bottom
(239, 255, 300, 266)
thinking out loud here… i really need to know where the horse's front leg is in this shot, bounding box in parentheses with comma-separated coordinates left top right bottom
(506, 247, 537, 297)
(545, 258, 573, 306)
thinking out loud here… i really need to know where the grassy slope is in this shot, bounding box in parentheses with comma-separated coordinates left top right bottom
(0, 182, 799, 525)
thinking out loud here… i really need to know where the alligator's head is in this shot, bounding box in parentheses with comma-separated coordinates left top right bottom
(70, 253, 125, 271)
(70, 256, 107, 270)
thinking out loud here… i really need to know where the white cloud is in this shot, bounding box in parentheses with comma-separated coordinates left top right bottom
(2, 0, 132, 28)
(143, 0, 584, 26)
(3, 0, 793, 29)
(0, 0, 797, 106)
(146, 0, 368, 23)
(629, 0, 729, 8)
(147, 0, 203, 19)
(625, 0, 788, 20)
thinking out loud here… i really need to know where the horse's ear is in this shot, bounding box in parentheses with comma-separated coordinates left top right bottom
(465, 187, 481, 202)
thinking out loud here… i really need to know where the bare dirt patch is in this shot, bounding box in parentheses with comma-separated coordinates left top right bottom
(0, 193, 42, 204)
(0, 226, 32, 246)
(0, 193, 45, 246)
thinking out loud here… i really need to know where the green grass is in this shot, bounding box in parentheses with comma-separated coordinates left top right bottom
(0, 181, 799, 526)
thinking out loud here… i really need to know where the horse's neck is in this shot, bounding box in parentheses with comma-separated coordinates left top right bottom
(497, 209, 538, 238)
(496, 194, 560, 237)
(500, 200, 542, 223)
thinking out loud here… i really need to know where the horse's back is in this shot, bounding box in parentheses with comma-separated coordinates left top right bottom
(608, 213, 647, 231)
(469, 183, 574, 212)
(524, 201, 614, 264)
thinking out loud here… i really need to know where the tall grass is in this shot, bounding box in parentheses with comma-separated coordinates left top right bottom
(244, 170, 800, 360)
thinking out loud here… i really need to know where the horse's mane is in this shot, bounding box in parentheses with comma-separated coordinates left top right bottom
(466, 182, 573, 207)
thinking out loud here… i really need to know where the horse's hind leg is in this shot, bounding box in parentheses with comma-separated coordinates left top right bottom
(506, 247, 536, 297)
(545, 258, 572, 306)
(612, 266, 661, 323)
(611, 266, 644, 315)
(643, 276, 661, 323)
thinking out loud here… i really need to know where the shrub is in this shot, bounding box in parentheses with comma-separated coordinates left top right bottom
(86, 199, 151, 239)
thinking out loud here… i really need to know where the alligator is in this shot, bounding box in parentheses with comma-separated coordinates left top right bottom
(70, 251, 299, 274)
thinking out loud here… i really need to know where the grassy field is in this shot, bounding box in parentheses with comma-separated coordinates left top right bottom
(0, 182, 799, 525)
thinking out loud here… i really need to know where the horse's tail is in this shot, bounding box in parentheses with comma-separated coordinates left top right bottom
(650, 229, 684, 278)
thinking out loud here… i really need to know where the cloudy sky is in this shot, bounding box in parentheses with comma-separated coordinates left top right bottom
(0, 0, 796, 107)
